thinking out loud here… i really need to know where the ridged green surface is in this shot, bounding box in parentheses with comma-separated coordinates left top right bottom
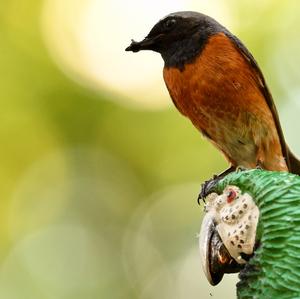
(214, 169, 300, 299)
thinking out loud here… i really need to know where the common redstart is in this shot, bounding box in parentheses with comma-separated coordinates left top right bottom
(126, 11, 300, 198)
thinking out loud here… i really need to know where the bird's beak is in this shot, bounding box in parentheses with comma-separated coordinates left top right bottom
(199, 212, 243, 285)
(125, 35, 162, 52)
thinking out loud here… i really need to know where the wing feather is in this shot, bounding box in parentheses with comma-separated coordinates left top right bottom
(226, 33, 290, 170)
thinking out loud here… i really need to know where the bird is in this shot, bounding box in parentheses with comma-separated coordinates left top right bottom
(125, 11, 300, 198)
(199, 169, 300, 297)
(200, 183, 259, 286)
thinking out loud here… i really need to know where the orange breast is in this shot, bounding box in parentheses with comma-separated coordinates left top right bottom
(163, 33, 286, 170)
(163, 33, 272, 130)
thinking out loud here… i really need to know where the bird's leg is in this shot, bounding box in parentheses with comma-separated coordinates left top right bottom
(198, 166, 236, 204)
(236, 165, 248, 172)
(256, 160, 263, 170)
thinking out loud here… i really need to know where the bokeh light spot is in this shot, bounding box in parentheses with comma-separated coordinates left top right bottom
(41, 0, 231, 109)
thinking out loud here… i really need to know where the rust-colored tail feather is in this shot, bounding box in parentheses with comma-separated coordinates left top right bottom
(287, 147, 300, 175)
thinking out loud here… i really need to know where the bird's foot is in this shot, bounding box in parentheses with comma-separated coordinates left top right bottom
(255, 162, 263, 170)
(236, 165, 248, 172)
(198, 175, 221, 204)
(197, 166, 236, 205)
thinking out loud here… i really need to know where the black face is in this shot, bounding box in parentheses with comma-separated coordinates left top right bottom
(143, 15, 199, 52)
(126, 11, 226, 69)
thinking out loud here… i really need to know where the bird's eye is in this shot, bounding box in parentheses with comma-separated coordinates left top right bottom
(164, 18, 177, 29)
(226, 189, 237, 203)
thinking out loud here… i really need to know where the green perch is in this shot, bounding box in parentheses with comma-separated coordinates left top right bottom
(212, 169, 300, 298)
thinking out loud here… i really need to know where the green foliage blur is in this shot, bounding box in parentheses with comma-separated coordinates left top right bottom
(1, 1, 300, 298)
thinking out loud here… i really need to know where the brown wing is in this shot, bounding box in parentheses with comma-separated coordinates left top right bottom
(226, 34, 291, 171)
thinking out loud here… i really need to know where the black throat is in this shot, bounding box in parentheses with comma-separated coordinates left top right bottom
(161, 31, 210, 71)
(160, 15, 227, 71)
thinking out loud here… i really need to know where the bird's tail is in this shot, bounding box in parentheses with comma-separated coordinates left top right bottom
(287, 147, 300, 175)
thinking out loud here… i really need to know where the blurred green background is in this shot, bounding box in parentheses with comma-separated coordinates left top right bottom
(1, 0, 300, 298)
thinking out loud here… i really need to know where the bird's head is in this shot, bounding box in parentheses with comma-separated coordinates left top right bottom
(200, 170, 300, 298)
(200, 186, 259, 285)
(125, 11, 225, 68)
